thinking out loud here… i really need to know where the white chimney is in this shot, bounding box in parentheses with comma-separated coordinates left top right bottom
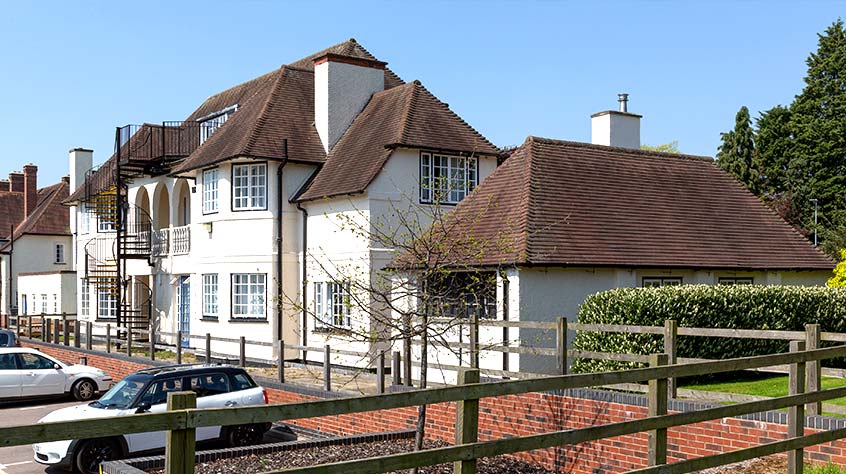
(314, 53, 385, 152)
(69, 148, 93, 192)
(591, 93, 642, 149)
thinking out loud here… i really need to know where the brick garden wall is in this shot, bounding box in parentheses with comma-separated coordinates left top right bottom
(23, 340, 846, 473)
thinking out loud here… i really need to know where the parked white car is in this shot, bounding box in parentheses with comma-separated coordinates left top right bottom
(0, 347, 111, 402)
(33, 364, 270, 474)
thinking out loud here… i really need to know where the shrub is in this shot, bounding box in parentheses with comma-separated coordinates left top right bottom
(571, 285, 846, 373)
(829, 249, 846, 287)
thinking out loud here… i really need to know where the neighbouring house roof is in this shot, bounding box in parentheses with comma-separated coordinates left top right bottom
(0, 180, 70, 250)
(296, 80, 499, 201)
(409, 136, 834, 271)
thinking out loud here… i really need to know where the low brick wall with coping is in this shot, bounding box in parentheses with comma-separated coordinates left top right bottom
(22, 339, 846, 473)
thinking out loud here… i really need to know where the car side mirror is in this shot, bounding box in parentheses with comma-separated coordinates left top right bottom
(136, 403, 152, 414)
(53, 363, 61, 370)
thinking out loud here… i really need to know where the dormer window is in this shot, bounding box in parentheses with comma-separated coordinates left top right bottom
(199, 105, 237, 145)
(420, 151, 478, 204)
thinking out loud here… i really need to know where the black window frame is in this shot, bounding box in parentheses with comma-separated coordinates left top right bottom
(642, 277, 683, 287)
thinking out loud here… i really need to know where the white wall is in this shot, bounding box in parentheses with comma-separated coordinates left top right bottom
(18, 272, 76, 315)
(1, 234, 73, 316)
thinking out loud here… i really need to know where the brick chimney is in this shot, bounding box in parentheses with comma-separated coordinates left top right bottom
(23, 164, 37, 216)
(0, 179, 8, 192)
(9, 172, 23, 193)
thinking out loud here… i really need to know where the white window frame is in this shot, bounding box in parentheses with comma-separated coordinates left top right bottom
(97, 289, 117, 319)
(98, 215, 116, 233)
(420, 151, 478, 204)
(52, 294, 58, 314)
(232, 163, 267, 211)
(202, 274, 218, 317)
(40, 294, 48, 314)
(202, 168, 219, 214)
(642, 277, 683, 288)
(199, 106, 237, 145)
(231, 273, 266, 319)
(80, 282, 89, 317)
(54, 243, 65, 264)
(313, 281, 352, 330)
(314, 282, 327, 327)
(718, 277, 754, 285)
(79, 204, 90, 234)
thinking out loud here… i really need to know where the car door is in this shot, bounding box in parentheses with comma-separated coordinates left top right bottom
(18, 353, 65, 396)
(188, 373, 231, 441)
(0, 353, 22, 399)
(125, 377, 183, 454)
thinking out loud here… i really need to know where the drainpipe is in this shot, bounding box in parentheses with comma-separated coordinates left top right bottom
(296, 200, 308, 363)
(1, 226, 14, 326)
(276, 139, 287, 343)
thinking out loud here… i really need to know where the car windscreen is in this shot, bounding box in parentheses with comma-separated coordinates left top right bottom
(0, 333, 8, 346)
(92, 376, 149, 409)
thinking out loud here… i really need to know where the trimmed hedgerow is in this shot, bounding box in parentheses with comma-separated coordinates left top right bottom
(571, 285, 846, 374)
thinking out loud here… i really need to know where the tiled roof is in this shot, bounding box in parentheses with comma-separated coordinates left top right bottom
(297, 80, 499, 201)
(416, 137, 834, 271)
(0, 180, 70, 248)
(172, 39, 404, 174)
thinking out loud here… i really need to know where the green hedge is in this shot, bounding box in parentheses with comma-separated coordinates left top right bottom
(571, 285, 846, 373)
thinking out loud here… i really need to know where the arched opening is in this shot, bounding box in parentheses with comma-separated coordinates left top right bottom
(173, 180, 191, 227)
(135, 186, 150, 215)
(152, 183, 170, 231)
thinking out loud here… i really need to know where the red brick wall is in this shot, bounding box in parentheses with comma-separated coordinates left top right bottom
(23, 341, 846, 473)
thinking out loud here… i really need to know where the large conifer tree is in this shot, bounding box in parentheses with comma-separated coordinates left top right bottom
(717, 106, 758, 193)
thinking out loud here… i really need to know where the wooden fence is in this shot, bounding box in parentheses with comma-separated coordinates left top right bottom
(8, 314, 844, 404)
(1, 344, 845, 473)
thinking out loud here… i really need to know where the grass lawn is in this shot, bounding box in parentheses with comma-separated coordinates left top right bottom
(681, 371, 846, 407)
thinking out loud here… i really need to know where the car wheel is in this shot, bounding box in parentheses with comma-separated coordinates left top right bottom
(226, 424, 264, 447)
(74, 439, 119, 474)
(73, 379, 97, 401)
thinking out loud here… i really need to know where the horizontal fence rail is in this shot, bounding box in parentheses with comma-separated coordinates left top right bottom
(0, 345, 844, 474)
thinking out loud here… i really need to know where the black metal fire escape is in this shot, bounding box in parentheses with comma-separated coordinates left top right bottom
(82, 122, 202, 335)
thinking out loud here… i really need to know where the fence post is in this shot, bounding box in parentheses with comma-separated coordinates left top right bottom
(205, 333, 211, 362)
(239, 336, 246, 367)
(164, 391, 196, 474)
(648, 353, 669, 467)
(805, 324, 821, 416)
(53, 319, 60, 344)
(323, 345, 331, 392)
(27, 316, 32, 339)
(62, 313, 69, 346)
(284, 339, 285, 383)
(556, 316, 568, 375)
(86, 322, 92, 350)
(127, 327, 133, 358)
(42, 318, 48, 342)
(74, 320, 80, 348)
(469, 312, 479, 369)
(663, 319, 678, 399)
(106, 324, 111, 353)
(788, 340, 806, 474)
(377, 350, 386, 394)
(176, 331, 183, 365)
(148, 327, 155, 361)
(392, 351, 401, 387)
(454, 367, 481, 474)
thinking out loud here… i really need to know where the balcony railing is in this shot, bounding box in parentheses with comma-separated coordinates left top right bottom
(172, 225, 190, 255)
(151, 226, 190, 257)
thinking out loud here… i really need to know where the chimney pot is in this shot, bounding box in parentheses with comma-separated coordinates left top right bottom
(23, 164, 37, 216)
(618, 93, 629, 113)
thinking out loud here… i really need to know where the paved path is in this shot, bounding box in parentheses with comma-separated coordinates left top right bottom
(0, 398, 77, 474)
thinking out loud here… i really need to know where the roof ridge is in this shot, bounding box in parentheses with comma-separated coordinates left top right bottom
(243, 66, 289, 155)
(526, 136, 713, 162)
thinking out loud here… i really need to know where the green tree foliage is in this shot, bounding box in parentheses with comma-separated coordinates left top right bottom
(830, 250, 846, 287)
(718, 20, 846, 258)
(717, 106, 759, 194)
(641, 141, 680, 154)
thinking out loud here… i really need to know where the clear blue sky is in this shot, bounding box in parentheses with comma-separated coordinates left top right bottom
(0, 1, 842, 185)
